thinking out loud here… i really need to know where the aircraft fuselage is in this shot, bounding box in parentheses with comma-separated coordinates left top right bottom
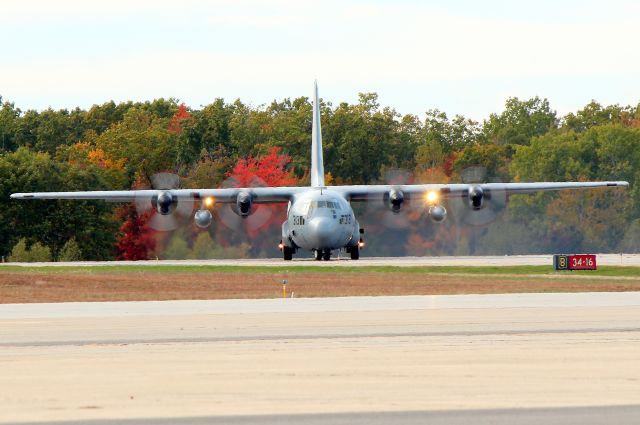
(282, 188, 360, 253)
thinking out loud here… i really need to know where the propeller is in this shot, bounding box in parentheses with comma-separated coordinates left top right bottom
(215, 175, 274, 233)
(448, 166, 507, 226)
(363, 168, 425, 230)
(134, 172, 196, 232)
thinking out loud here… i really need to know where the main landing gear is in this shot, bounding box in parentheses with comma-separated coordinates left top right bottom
(346, 236, 364, 260)
(314, 249, 331, 261)
(349, 244, 360, 260)
(280, 240, 294, 261)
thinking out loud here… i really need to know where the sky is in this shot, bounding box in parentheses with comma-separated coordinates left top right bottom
(1, 0, 639, 121)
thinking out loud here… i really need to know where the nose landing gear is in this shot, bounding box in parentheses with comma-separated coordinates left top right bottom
(314, 249, 331, 261)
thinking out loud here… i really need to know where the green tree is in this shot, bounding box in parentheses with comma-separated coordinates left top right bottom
(94, 108, 179, 184)
(453, 144, 512, 181)
(325, 93, 399, 184)
(84, 100, 134, 135)
(28, 243, 52, 262)
(190, 232, 216, 259)
(0, 148, 118, 260)
(58, 238, 82, 261)
(415, 139, 445, 171)
(229, 100, 266, 159)
(562, 101, 635, 133)
(33, 108, 73, 154)
(262, 97, 313, 177)
(483, 97, 557, 146)
(8, 239, 30, 262)
(9, 239, 52, 262)
(0, 98, 20, 152)
(13, 109, 40, 148)
(420, 109, 481, 153)
(163, 235, 189, 260)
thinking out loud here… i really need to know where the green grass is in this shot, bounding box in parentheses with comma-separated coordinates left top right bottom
(1, 264, 640, 277)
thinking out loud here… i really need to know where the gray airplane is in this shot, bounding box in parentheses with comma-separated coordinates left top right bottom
(11, 83, 629, 261)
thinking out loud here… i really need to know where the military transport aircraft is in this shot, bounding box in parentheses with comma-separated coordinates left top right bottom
(11, 83, 629, 261)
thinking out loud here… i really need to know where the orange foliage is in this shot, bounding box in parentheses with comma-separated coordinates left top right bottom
(87, 147, 125, 170)
(168, 103, 194, 134)
(67, 142, 125, 170)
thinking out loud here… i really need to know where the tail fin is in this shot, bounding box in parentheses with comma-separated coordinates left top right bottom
(311, 80, 325, 187)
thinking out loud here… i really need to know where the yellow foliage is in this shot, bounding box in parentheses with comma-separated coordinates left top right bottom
(65, 142, 125, 171)
(324, 171, 334, 185)
(86, 148, 126, 170)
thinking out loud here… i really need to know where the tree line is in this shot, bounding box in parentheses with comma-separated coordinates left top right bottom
(0, 92, 639, 261)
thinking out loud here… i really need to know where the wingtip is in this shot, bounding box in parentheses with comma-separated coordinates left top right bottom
(608, 181, 630, 187)
(10, 193, 34, 199)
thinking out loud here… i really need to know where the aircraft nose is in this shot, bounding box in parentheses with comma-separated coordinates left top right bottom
(309, 216, 336, 249)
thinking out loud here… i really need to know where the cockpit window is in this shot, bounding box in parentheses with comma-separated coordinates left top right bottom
(309, 200, 341, 210)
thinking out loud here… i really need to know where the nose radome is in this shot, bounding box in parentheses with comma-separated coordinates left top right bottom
(309, 216, 336, 248)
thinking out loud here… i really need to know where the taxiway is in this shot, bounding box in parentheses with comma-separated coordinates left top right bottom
(1, 293, 640, 424)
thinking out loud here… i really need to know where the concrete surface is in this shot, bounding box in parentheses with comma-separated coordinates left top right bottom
(1, 293, 640, 424)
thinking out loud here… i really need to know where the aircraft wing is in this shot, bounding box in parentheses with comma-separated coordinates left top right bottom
(10, 181, 629, 204)
(10, 187, 309, 203)
(330, 181, 629, 201)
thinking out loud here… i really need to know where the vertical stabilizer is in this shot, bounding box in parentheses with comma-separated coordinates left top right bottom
(311, 81, 325, 187)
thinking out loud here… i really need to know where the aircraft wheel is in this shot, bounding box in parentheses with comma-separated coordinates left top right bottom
(350, 245, 360, 260)
(314, 250, 322, 261)
(283, 246, 293, 261)
(322, 250, 331, 261)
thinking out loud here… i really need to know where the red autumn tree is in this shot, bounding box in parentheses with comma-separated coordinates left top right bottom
(216, 147, 299, 254)
(168, 103, 193, 134)
(227, 147, 298, 187)
(442, 153, 457, 177)
(114, 205, 156, 260)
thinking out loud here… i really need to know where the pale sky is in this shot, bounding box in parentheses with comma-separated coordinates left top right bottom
(1, 0, 639, 120)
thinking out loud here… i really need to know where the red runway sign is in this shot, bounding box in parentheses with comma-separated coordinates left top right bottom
(554, 254, 597, 270)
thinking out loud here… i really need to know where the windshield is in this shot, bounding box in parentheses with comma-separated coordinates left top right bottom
(310, 200, 341, 210)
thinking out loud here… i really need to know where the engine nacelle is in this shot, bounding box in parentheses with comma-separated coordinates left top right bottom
(153, 191, 174, 215)
(468, 185, 484, 210)
(194, 209, 213, 229)
(236, 191, 253, 217)
(385, 189, 404, 213)
(428, 205, 447, 222)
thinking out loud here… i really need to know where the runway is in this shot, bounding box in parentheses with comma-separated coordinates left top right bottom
(3, 253, 640, 267)
(2, 293, 640, 424)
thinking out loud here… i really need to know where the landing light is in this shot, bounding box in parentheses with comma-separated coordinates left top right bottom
(358, 239, 365, 248)
(204, 197, 214, 208)
(278, 242, 284, 250)
(426, 190, 439, 204)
